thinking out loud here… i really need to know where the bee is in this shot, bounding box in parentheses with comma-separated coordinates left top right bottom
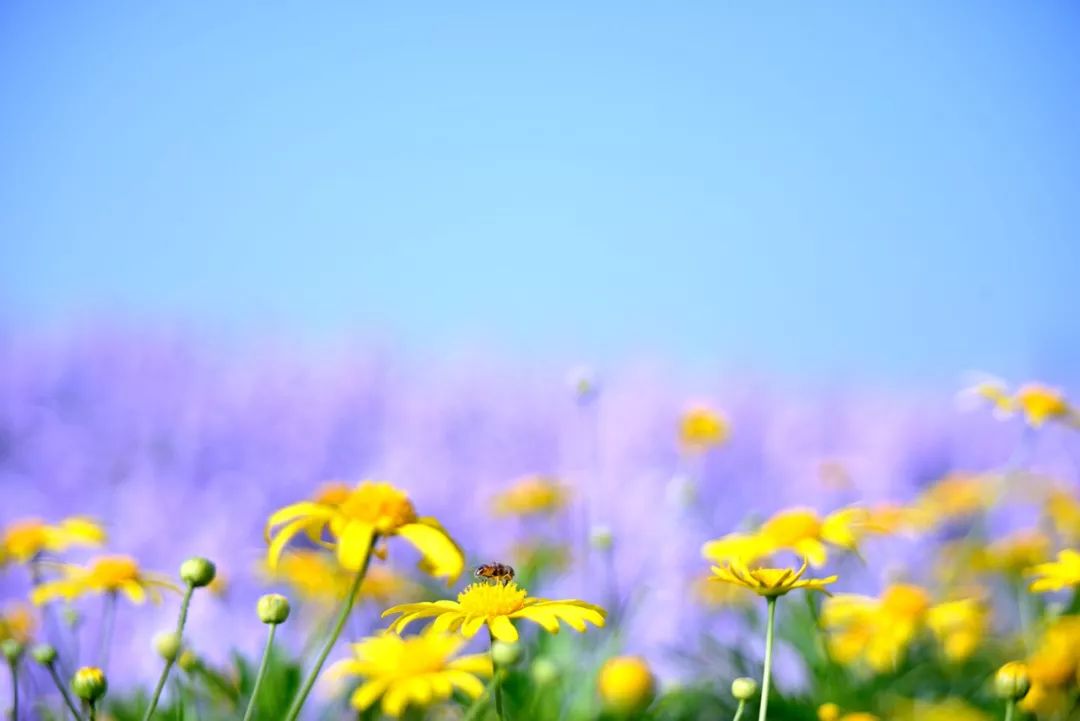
(474, 562, 516, 585)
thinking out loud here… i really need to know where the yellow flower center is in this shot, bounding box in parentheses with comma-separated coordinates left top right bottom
(336, 482, 418, 534)
(457, 582, 527, 617)
(89, 556, 141, 588)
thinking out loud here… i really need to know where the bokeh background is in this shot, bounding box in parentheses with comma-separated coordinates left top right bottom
(2, 0, 1080, 705)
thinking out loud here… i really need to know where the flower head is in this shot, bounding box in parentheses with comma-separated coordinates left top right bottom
(679, 405, 729, 450)
(1046, 489, 1080, 544)
(973, 531, 1051, 575)
(1027, 549, 1080, 593)
(30, 555, 178, 605)
(325, 630, 492, 718)
(926, 597, 988, 662)
(917, 473, 996, 524)
(266, 481, 464, 582)
(994, 662, 1031, 700)
(597, 656, 655, 714)
(0, 604, 36, 645)
(383, 581, 605, 642)
(1015, 383, 1072, 428)
(491, 475, 568, 517)
(0, 517, 105, 566)
(821, 584, 930, 671)
(71, 666, 107, 703)
(708, 558, 836, 598)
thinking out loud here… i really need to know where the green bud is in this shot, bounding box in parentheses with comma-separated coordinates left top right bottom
(153, 631, 183, 662)
(491, 641, 521, 666)
(530, 657, 559, 685)
(731, 677, 757, 700)
(1, 639, 23, 663)
(71, 666, 108, 703)
(30, 644, 58, 666)
(589, 525, 614, 552)
(994, 662, 1031, 700)
(256, 593, 291, 625)
(177, 649, 199, 672)
(179, 557, 217, 588)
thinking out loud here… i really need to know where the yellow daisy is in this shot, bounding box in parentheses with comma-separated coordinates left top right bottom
(1015, 383, 1072, 428)
(926, 597, 988, 662)
(265, 481, 464, 581)
(382, 581, 606, 642)
(0, 517, 106, 566)
(491, 475, 568, 517)
(1027, 549, 1080, 593)
(325, 630, 492, 718)
(708, 558, 836, 598)
(0, 603, 36, 644)
(30, 555, 178, 605)
(679, 405, 729, 450)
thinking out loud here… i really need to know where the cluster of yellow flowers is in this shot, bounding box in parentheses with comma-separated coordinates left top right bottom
(966, 378, 1079, 428)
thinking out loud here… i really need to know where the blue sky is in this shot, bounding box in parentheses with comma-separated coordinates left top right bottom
(2, 2, 1079, 381)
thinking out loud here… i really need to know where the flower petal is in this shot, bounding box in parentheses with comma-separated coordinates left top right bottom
(396, 522, 464, 582)
(488, 615, 519, 642)
(337, 521, 375, 571)
(350, 678, 390, 711)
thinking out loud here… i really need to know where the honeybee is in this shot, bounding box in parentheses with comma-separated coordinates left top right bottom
(474, 563, 516, 585)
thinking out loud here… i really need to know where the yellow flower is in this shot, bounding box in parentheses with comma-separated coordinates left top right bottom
(1015, 383, 1072, 428)
(30, 555, 178, 605)
(926, 597, 988, 662)
(818, 703, 841, 721)
(759, 509, 830, 566)
(265, 481, 464, 581)
(597, 656, 656, 714)
(1018, 682, 1067, 717)
(0, 517, 106, 566)
(1046, 489, 1080, 544)
(821, 584, 930, 671)
(679, 405, 729, 450)
(892, 698, 990, 721)
(708, 558, 836, 598)
(839, 714, 880, 721)
(0, 604, 36, 644)
(972, 530, 1051, 575)
(1026, 616, 1080, 689)
(1027, 549, 1080, 593)
(324, 630, 492, 718)
(268, 550, 353, 602)
(692, 573, 753, 609)
(701, 532, 770, 566)
(917, 473, 995, 524)
(382, 581, 605, 642)
(963, 378, 1016, 417)
(491, 475, 568, 517)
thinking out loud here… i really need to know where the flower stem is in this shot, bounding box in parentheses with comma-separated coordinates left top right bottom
(1005, 699, 1015, 721)
(8, 658, 17, 721)
(489, 630, 506, 721)
(758, 597, 777, 721)
(98, 592, 117, 673)
(283, 545, 374, 721)
(142, 583, 196, 721)
(240, 624, 277, 721)
(732, 699, 746, 721)
(45, 662, 85, 721)
(88, 701, 97, 721)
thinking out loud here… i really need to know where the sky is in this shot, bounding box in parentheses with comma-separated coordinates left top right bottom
(1, 2, 1079, 382)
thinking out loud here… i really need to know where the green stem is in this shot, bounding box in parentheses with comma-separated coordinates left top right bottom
(461, 679, 495, 721)
(8, 660, 17, 721)
(283, 545, 374, 721)
(489, 630, 506, 721)
(142, 583, 196, 721)
(733, 699, 746, 721)
(46, 663, 85, 721)
(758, 597, 777, 721)
(241, 625, 277, 721)
(1005, 698, 1015, 721)
(98, 592, 117, 673)
(88, 701, 96, 721)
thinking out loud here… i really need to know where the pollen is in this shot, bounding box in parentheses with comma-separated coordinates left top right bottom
(457, 582, 528, 617)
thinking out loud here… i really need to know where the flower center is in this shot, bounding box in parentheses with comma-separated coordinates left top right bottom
(90, 556, 140, 587)
(457, 582, 528, 617)
(337, 482, 417, 533)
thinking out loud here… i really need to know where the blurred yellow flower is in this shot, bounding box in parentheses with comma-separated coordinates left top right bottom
(0, 604, 36, 644)
(759, 509, 831, 566)
(972, 530, 1051, 575)
(709, 558, 836, 598)
(383, 581, 605, 642)
(679, 405, 729, 450)
(701, 532, 769, 566)
(1046, 488, 1080, 544)
(325, 630, 492, 718)
(692, 573, 753, 609)
(917, 473, 995, 524)
(821, 584, 930, 671)
(265, 481, 464, 581)
(1027, 549, 1080, 593)
(892, 698, 990, 721)
(31, 555, 177, 605)
(862, 503, 927, 535)
(269, 551, 417, 606)
(926, 597, 988, 662)
(0, 517, 106, 566)
(491, 475, 568, 517)
(597, 656, 656, 714)
(818, 703, 841, 721)
(1018, 681, 1068, 717)
(1026, 615, 1080, 688)
(1015, 383, 1072, 428)
(965, 378, 1016, 417)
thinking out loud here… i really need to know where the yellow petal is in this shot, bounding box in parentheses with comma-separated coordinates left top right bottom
(382, 684, 410, 718)
(336, 521, 375, 571)
(121, 581, 147, 604)
(265, 502, 330, 535)
(461, 616, 486, 638)
(446, 670, 486, 699)
(488, 615, 519, 642)
(267, 518, 318, 570)
(350, 678, 390, 711)
(448, 654, 493, 676)
(396, 522, 464, 582)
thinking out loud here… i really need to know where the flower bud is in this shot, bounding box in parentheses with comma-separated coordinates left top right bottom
(30, 644, 58, 666)
(1, 639, 23, 663)
(818, 703, 841, 721)
(995, 661, 1031, 700)
(731, 677, 757, 701)
(179, 557, 217, 588)
(256, 594, 291, 625)
(491, 641, 521, 666)
(178, 649, 199, 672)
(71, 666, 108, 703)
(590, 526, 614, 552)
(530, 658, 559, 685)
(154, 631, 182, 662)
(598, 656, 656, 715)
